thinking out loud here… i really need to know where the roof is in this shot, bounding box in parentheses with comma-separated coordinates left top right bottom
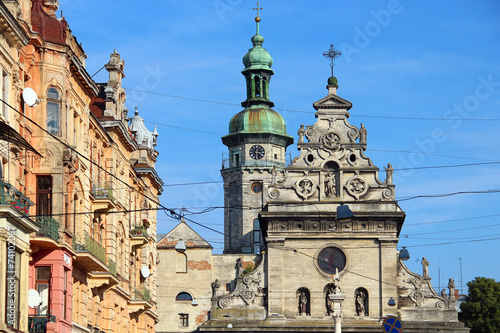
(157, 219, 212, 249)
(31, 0, 68, 46)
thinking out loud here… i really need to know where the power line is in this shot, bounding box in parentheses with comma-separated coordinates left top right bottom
(406, 223, 500, 236)
(404, 237, 500, 248)
(122, 87, 500, 121)
(403, 213, 500, 227)
(397, 189, 500, 202)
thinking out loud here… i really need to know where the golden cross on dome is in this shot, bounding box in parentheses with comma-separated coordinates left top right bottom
(253, 2, 263, 17)
(323, 44, 342, 77)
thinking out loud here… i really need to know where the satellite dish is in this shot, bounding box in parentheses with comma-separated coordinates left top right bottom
(22, 88, 39, 107)
(28, 289, 41, 309)
(141, 265, 150, 278)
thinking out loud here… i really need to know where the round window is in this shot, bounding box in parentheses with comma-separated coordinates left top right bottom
(251, 182, 262, 194)
(317, 247, 347, 274)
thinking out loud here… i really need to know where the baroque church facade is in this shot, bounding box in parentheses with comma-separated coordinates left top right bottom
(156, 12, 469, 333)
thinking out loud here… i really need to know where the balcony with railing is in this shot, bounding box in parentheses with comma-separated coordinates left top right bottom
(108, 257, 117, 277)
(72, 232, 107, 272)
(35, 216, 60, 242)
(130, 224, 149, 250)
(0, 180, 34, 216)
(90, 181, 115, 210)
(28, 314, 56, 333)
(133, 286, 151, 302)
(129, 286, 153, 314)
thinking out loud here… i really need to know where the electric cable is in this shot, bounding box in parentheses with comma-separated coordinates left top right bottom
(123, 87, 500, 121)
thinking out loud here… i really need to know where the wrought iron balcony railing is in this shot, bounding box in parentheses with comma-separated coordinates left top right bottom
(130, 225, 149, 238)
(133, 286, 151, 302)
(73, 232, 106, 264)
(91, 181, 115, 201)
(28, 314, 56, 333)
(35, 216, 60, 242)
(108, 257, 117, 276)
(0, 180, 34, 216)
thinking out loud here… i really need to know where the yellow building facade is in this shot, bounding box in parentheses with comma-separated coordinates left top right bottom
(0, 1, 162, 333)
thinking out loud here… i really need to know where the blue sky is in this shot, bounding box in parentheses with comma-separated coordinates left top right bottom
(60, 0, 500, 292)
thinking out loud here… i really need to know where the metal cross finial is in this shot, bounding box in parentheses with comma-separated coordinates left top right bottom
(253, 2, 263, 16)
(323, 44, 342, 77)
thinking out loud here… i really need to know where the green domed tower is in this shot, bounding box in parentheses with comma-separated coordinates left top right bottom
(221, 12, 293, 254)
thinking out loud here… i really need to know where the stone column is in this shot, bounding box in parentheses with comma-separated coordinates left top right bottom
(329, 293, 345, 333)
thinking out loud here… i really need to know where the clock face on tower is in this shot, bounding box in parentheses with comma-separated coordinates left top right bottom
(249, 145, 265, 160)
(317, 247, 347, 274)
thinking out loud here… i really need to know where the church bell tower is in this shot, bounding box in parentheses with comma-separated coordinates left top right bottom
(221, 9, 293, 254)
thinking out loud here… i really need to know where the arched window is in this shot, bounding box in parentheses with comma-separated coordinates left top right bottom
(175, 292, 192, 301)
(176, 252, 187, 273)
(46, 87, 60, 135)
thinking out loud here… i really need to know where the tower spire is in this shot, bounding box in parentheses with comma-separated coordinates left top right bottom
(323, 44, 342, 88)
(253, 2, 263, 35)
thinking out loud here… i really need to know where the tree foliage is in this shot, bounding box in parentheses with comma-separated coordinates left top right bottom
(459, 277, 500, 333)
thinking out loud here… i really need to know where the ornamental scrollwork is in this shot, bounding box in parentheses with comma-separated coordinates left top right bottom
(345, 176, 368, 199)
(322, 131, 341, 151)
(294, 178, 316, 200)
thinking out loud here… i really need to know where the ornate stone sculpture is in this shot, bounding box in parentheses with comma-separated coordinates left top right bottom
(297, 124, 305, 144)
(448, 278, 455, 300)
(324, 173, 336, 197)
(355, 289, 367, 316)
(236, 258, 244, 276)
(421, 257, 430, 278)
(359, 123, 367, 143)
(441, 289, 447, 298)
(384, 163, 394, 185)
(299, 292, 308, 315)
(322, 132, 341, 151)
(294, 178, 316, 200)
(211, 279, 220, 299)
(271, 165, 278, 186)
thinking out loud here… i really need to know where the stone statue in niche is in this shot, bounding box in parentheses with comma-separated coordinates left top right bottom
(384, 163, 394, 185)
(359, 123, 367, 144)
(326, 285, 335, 315)
(297, 124, 305, 144)
(421, 257, 430, 278)
(355, 289, 368, 316)
(448, 278, 455, 300)
(324, 173, 336, 197)
(299, 292, 308, 315)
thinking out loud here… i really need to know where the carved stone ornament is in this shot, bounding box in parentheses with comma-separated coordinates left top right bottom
(294, 178, 316, 200)
(305, 125, 317, 142)
(346, 176, 368, 199)
(322, 131, 341, 151)
(347, 128, 359, 142)
(219, 299, 230, 308)
(269, 189, 280, 199)
(382, 188, 394, 199)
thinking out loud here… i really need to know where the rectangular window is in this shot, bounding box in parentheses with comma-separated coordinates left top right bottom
(36, 176, 52, 216)
(63, 269, 68, 320)
(47, 102, 60, 135)
(6, 249, 21, 329)
(233, 152, 240, 167)
(253, 219, 261, 254)
(36, 266, 51, 314)
(178, 313, 189, 327)
(1, 71, 8, 118)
